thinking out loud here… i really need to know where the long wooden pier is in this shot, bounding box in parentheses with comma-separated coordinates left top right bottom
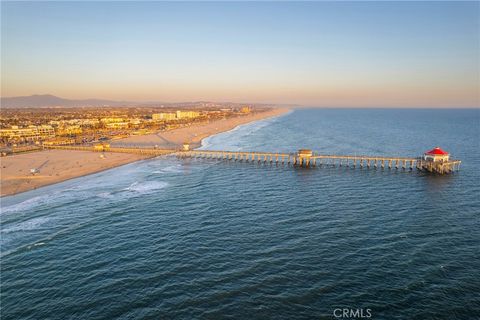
(44, 145, 461, 174)
(178, 150, 461, 174)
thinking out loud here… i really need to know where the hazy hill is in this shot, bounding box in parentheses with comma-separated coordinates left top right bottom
(0, 94, 131, 108)
(0, 94, 286, 109)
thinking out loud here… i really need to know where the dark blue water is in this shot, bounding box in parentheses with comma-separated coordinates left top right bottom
(1, 109, 479, 319)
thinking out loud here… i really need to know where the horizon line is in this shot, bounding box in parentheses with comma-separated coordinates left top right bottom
(1, 94, 478, 109)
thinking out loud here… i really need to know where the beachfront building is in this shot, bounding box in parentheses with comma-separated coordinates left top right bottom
(129, 118, 142, 125)
(152, 111, 200, 121)
(176, 110, 200, 119)
(50, 119, 100, 127)
(75, 119, 100, 127)
(423, 147, 450, 162)
(152, 113, 177, 121)
(57, 125, 82, 136)
(34, 125, 55, 137)
(240, 106, 251, 113)
(0, 125, 55, 142)
(0, 126, 36, 141)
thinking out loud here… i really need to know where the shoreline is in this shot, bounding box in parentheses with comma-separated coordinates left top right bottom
(1, 108, 290, 197)
(197, 108, 294, 150)
(110, 107, 290, 150)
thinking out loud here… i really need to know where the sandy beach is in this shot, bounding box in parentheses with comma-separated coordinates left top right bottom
(1, 108, 290, 197)
(0, 150, 148, 197)
(111, 108, 289, 149)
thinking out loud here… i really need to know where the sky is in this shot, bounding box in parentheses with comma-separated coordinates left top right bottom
(1, 1, 479, 107)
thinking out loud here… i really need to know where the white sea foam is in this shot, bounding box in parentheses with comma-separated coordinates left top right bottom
(124, 181, 169, 194)
(1, 217, 51, 234)
(152, 164, 182, 174)
(96, 192, 115, 199)
(200, 136, 213, 149)
(0, 194, 57, 215)
(1, 185, 103, 215)
(199, 114, 283, 151)
(26, 242, 47, 250)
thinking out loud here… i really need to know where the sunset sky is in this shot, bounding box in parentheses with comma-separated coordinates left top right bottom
(1, 1, 479, 107)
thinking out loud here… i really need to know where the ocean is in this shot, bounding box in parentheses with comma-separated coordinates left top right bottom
(1, 109, 479, 320)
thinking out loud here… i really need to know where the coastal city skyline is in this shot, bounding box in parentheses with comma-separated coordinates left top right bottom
(2, 1, 479, 108)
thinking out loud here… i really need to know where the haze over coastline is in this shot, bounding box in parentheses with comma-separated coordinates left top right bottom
(0, 94, 293, 109)
(1, 94, 477, 109)
(2, 2, 479, 108)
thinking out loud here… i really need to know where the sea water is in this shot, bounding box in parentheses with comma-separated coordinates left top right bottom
(1, 109, 479, 319)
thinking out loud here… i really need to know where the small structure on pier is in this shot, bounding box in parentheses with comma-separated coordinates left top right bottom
(298, 149, 313, 157)
(423, 147, 449, 162)
(182, 142, 190, 151)
(419, 146, 459, 174)
(297, 149, 313, 166)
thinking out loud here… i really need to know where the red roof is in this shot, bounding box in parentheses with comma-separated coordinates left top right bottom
(425, 147, 449, 155)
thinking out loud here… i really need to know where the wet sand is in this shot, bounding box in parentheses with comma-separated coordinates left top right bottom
(1, 108, 290, 197)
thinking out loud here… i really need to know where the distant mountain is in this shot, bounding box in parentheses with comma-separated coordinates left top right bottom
(0, 94, 132, 108)
(0, 94, 290, 109)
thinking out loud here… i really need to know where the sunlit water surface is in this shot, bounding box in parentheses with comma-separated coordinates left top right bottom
(1, 109, 479, 319)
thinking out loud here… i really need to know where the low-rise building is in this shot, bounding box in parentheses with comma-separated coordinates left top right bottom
(101, 117, 125, 124)
(58, 125, 82, 135)
(105, 122, 129, 129)
(152, 113, 177, 121)
(0, 125, 55, 141)
(79, 119, 100, 127)
(0, 126, 36, 140)
(176, 110, 200, 119)
(36, 125, 56, 137)
(129, 118, 142, 125)
(240, 106, 251, 113)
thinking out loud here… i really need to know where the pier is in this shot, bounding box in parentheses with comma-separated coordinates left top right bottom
(177, 148, 461, 174)
(44, 145, 461, 174)
(44, 144, 175, 156)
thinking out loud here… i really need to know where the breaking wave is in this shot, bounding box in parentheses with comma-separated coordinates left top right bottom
(1, 194, 59, 215)
(1, 217, 51, 234)
(123, 181, 169, 194)
(152, 164, 183, 174)
(199, 113, 286, 151)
